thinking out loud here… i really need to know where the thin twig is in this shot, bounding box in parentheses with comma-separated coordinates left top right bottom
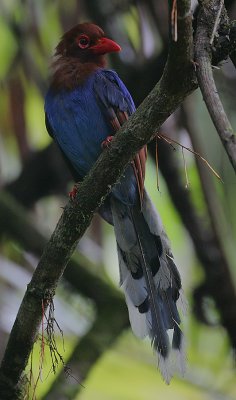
(180, 97, 236, 346)
(154, 125, 236, 353)
(171, 0, 178, 42)
(209, 0, 224, 45)
(181, 147, 190, 188)
(0, 1, 195, 396)
(155, 137, 160, 190)
(195, 0, 236, 174)
(157, 133, 222, 181)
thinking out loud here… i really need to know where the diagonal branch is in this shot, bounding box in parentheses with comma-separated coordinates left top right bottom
(0, 190, 128, 396)
(152, 134, 236, 347)
(180, 99, 236, 342)
(229, 21, 236, 69)
(43, 306, 128, 399)
(194, 0, 236, 173)
(0, 191, 123, 307)
(0, 1, 196, 398)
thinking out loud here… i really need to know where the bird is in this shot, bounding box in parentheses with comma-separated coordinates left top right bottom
(45, 22, 185, 382)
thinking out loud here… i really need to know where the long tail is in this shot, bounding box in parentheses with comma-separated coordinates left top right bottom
(110, 190, 186, 383)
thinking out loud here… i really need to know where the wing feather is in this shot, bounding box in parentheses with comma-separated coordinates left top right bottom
(94, 70, 147, 205)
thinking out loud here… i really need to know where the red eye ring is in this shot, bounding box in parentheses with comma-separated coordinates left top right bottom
(77, 34, 90, 49)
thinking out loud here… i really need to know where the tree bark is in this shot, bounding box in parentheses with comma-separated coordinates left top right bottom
(0, 1, 197, 397)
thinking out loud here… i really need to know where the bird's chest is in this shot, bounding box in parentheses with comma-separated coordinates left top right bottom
(47, 87, 111, 176)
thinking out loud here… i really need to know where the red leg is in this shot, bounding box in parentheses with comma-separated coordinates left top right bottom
(69, 183, 80, 200)
(101, 135, 114, 149)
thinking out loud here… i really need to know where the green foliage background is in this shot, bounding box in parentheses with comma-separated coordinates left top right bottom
(0, 0, 236, 399)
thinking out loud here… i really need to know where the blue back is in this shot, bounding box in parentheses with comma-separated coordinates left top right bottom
(45, 69, 138, 205)
(45, 69, 135, 177)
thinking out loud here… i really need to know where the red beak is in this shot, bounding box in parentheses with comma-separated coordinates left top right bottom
(90, 37, 121, 55)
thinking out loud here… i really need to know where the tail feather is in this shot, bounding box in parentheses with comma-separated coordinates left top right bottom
(117, 244, 148, 339)
(118, 246, 147, 307)
(111, 191, 185, 382)
(124, 289, 149, 339)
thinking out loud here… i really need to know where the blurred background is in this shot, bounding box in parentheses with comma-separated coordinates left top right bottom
(1, 0, 236, 399)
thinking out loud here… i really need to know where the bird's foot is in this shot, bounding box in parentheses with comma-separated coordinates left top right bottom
(101, 135, 114, 149)
(191, 59, 199, 71)
(69, 183, 80, 200)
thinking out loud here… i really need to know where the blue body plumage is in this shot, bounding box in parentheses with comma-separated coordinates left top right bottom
(45, 70, 134, 178)
(45, 23, 185, 382)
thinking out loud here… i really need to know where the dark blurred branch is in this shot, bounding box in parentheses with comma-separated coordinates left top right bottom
(0, 190, 127, 397)
(180, 99, 236, 332)
(150, 130, 236, 347)
(6, 143, 71, 207)
(3, 9, 47, 94)
(229, 20, 236, 68)
(230, 48, 236, 67)
(43, 304, 128, 400)
(0, 2, 196, 396)
(195, 1, 236, 173)
(181, 100, 224, 242)
(8, 78, 30, 163)
(0, 190, 123, 307)
(143, 0, 169, 44)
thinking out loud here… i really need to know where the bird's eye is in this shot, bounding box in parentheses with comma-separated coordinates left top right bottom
(77, 34, 90, 49)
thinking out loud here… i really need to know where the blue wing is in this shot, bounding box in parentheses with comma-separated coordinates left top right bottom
(93, 69, 135, 122)
(45, 69, 134, 177)
(94, 70, 146, 205)
(45, 69, 146, 206)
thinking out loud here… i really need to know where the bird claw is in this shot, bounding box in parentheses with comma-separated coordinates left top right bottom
(191, 59, 199, 71)
(101, 135, 114, 149)
(69, 183, 80, 200)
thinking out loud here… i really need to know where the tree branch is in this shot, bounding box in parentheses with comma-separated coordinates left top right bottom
(229, 20, 236, 68)
(180, 99, 236, 337)
(0, 190, 128, 396)
(5, 143, 71, 207)
(43, 306, 128, 399)
(0, 190, 124, 308)
(0, 1, 196, 397)
(195, 0, 236, 173)
(0, 191, 128, 399)
(152, 135, 236, 347)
